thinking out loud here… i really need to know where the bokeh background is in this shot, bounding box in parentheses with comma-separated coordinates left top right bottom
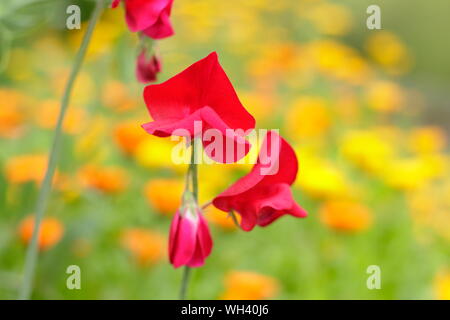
(0, 0, 449, 299)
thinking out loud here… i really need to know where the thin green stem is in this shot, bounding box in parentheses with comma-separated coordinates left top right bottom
(179, 266, 191, 300)
(178, 140, 199, 300)
(18, 0, 105, 300)
(229, 210, 241, 229)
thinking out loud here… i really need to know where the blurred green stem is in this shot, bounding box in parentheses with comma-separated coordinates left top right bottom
(179, 140, 199, 300)
(18, 0, 105, 300)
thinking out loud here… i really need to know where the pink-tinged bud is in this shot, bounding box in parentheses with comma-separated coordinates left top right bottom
(168, 206, 213, 268)
(136, 49, 162, 84)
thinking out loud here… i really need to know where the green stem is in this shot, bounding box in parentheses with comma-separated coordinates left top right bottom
(18, 0, 105, 300)
(179, 266, 191, 300)
(179, 140, 199, 300)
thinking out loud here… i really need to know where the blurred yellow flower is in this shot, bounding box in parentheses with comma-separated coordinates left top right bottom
(285, 96, 331, 139)
(304, 2, 352, 36)
(319, 200, 373, 232)
(52, 70, 94, 106)
(434, 270, 450, 300)
(114, 120, 148, 155)
(408, 180, 450, 241)
(18, 215, 64, 251)
(409, 127, 447, 154)
(296, 156, 350, 200)
(341, 130, 394, 174)
(308, 40, 371, 85)
(380, 156, 447, 191)
(134, 136, 187, 172)
(365, 31, 413, 75)
(366, 81, 404, 113)
(144, 179, 184, 215)
(36, 100, 86, 135)
(220, 271, 279, 300)
(5, 154, 55, 185)
(69, 9, 126, 59)
(121, 228, 166, 266)
(78, 164, 128, 194)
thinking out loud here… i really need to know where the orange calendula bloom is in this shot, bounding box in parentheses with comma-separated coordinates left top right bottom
(204, 206, 240, 231)
(5, 154, 56, 185)
(113, 120, 148, 155)
(36, 100, 86, 135)
(220, 271, 279, 300)
(319, 200, 373, 232)
(144, 179, 184, 215)
(409, 127, 447, 154)
(78, 164, 128, 193)
(121, 228, 166, 266)
(19, 216, 64, 250)
(0, 89, 26, 138)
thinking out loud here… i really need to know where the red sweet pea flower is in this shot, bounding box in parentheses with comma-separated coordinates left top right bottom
(142, 52, 256, 163)
(136, 49, 161, 83)
(213, 131, 307, 231)
(112, 0, 174, 39)
(169, 206, 213, 268)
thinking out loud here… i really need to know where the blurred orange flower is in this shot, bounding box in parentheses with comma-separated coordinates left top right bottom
(220, 271, 279, 300)
(35, 100, 86, 135)
(113, 120, 148, 155)
(102, 81, 139, 112)
(144, 179, 184, 215)
(319, 200, 373, 232)
(5, 154, 55, 185)
(285, 97, 331, 139)
(0, 89, 28, 138)
(18, 215, 64, 250)
(121, 228, 166, 266)
(204, 206, 240, 231)
(78, 164, 128, 193)
(366, 81, 404, 113)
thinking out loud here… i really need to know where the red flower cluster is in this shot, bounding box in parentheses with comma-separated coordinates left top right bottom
(140, 52, 308, 268)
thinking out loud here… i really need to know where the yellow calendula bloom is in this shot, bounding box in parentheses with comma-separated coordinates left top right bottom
(220, 271, 279, 300)
(408, 180, 450, 241)
(365, 30, 413, 75)
(319, 200, 373, 233)
(295, 155, 351, 200)
(304, 2, 352, 36)
(434, 270, 450, 300)
(340, 130, 395, 174)
(134, 136, 188, 172)
(307, 40, 371, 85)
(409, 127, 447, 154)
(144, 179, 184, 215)
(366, 81, 404, 113)
(285, 96, 331, 140)
(78, 164, 128, 194)
(121, 228, 166, 266)
(52, 69, 94, 106)
(380, 156, 447, 191)
(36, 100, 86, 135)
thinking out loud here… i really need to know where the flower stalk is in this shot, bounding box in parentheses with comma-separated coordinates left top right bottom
(18, 0, 105, 300)
(178, 140, 199, 300)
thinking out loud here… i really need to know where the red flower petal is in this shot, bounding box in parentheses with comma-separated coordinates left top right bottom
(213, 131, 307, 231)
